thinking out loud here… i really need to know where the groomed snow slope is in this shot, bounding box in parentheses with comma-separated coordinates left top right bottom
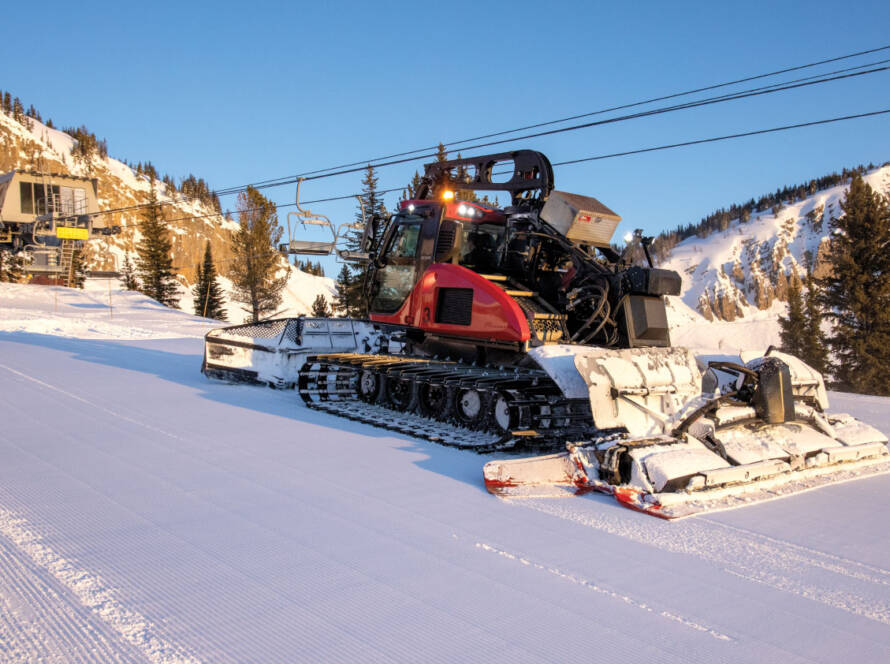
(2, 283, 890, 663)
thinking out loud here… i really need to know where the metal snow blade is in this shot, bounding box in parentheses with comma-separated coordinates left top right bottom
(483, 349, 890, 519)
(202, 317, 387, 388)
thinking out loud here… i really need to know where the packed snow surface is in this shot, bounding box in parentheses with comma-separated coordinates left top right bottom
(2, 282, 890, 662)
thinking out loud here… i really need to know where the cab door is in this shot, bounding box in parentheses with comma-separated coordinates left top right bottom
(369, 210, 439, 320)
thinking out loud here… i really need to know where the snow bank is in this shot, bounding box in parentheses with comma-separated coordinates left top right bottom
(175, 265, 336, 323)
(0, 282, 215, 340)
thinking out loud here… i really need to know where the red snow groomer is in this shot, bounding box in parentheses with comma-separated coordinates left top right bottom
(203, 150, 889, 518)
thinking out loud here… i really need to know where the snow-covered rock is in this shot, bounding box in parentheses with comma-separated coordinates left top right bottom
(651, 164, 890, 353)
(661, 164, 890, 322)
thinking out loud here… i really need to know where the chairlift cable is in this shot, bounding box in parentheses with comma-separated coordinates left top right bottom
(87, 54, 890, 219)
(146, 107, 890, 226)
(213, 45, 890, 192)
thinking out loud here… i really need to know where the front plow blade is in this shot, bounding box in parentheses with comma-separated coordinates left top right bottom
(494, 346, 890, 518)
(203, 317, 381, 387)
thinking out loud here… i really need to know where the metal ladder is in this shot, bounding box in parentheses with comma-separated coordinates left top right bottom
(58, 238, 78, 287)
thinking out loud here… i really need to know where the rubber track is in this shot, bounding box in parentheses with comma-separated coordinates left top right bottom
(299, 353, 597, 453)
(305, 400, 515, 452)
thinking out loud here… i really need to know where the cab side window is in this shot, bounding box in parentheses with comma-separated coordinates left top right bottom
(390, 224, 420, 259)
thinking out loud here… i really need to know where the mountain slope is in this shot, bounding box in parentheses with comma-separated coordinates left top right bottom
(652, 164, 890, 352)
(660, 164, 890, 323)
(1, 111, 335, 322)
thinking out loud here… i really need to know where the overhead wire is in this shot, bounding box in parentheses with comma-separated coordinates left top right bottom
(87, 50, 890, 219)
(549, 109, 890, 167)
(143, 107, 890, 227)
(212, 63, 890, 194)
(215, 44, 890, 191)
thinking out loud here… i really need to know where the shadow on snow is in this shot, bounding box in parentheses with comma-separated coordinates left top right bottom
(0, 330, 530, 496)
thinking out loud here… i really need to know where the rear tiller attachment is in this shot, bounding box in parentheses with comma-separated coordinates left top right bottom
(483, 350, 889, 518)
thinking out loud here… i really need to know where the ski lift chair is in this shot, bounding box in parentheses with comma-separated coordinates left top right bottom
(334, 196, 370, 263)
(280, 178, 338, 256)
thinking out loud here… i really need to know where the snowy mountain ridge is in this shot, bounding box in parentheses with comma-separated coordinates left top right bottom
(659, 164, 890, 323)
(0, 111, 335, 322)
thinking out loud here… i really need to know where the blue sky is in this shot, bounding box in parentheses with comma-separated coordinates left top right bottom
(3, 0, 889, 271)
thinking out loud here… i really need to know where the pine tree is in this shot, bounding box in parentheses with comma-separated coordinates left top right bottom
(341, 165, 387, 317)
(297, 258, 323, 276)
(401, 170, 424, 201)
(418, 142, 453, 200)
(135, 186, 179, 307)
(356, 164, 387, 228)
(121, 252, 139, 290)
(333, 263, 355, 317)
(778, 271, 805, 358)
(298, 260, 326, 277)
(192, 241, 227, 320)
(0, 249, 25, 283)
(311, 293, 331, 317)
(12, 97, 24, 123)
(453, 152, 479, 202)
(800, 271, 828, 374)
(229, 186, 288, 322)
(819, 173, 890, 394)
(2, 92, 11, 115)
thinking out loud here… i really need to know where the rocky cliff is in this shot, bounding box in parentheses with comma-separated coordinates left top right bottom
(660, 165, 890, 322)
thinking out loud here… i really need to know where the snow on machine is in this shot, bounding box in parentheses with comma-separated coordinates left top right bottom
(203, 150, 889, 517)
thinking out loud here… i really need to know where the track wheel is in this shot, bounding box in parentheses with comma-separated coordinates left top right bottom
(357, 368, 383, 403)
(417, 381, 452, 421)
(384, 374, 417, 411)
(453, 388, 490, 430)
(488, 392, 516, 434)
